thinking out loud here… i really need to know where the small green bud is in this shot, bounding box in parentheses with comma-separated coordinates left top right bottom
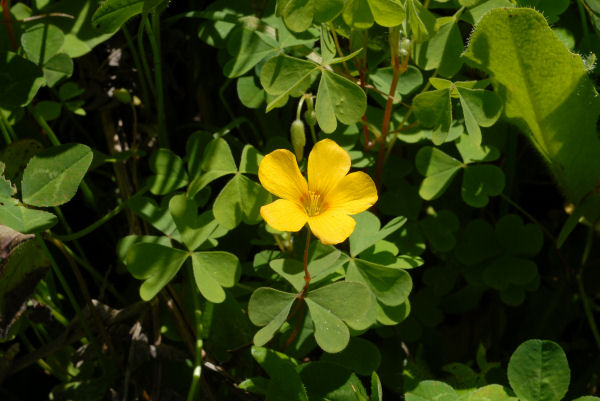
(113, 88, 132, 104)
(290, 119, 306, 162)
(399, 38, 411, 57)
(304, 109, 317, 126)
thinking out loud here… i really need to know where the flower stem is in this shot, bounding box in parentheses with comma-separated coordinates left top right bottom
(187, 264, 205, 401)
(122, 25, 151, 108)
(145, 13, 168, 148)
(302, 228, 312, 294)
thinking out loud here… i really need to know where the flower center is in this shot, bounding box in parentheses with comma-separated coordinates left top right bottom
(304, 190, 324, 217)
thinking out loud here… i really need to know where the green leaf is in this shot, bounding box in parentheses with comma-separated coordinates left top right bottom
(299, 361, 368, 400)
(414, 19, 463, 77)
(370, 66, 423, 104)
(0, 52, 45, 108)
(314, 0, 345, 23)
(315, 70, 367, 133)
(495, 214, 543, 256)
(305, 281, 371, 352)
(42, 53, 73, 88)
(347, 259, 412, 306)
(349, 212, 407, 257)
(239, 145, 263, 175)
(236, 76, 265, 109)
(34, 101, 61, 121)
(507, 339, 570, 401)
(321, 337, 381, 375)
(21, 143, 93, 207)
(269, 248, 343, 291)
(128, 196, 180, 240)
(466, 384, 516, 401)
(482, 256, 537, 291)
(91, 0, 164, 33)
(415, 146, 462, 200)
(277, 0, 315, 32)
(169, 194, 220, 251)
(343, 0, 375, 29)
(260, 54, 318, 112)
(456, 87, 502, 144)
(320, 23, 336, 65)
(367, 0, 405, 27)
(191, 251, 241, 303)
(224, 27, 277, 78)
(0, 202, 58, 234)
(455, 133, 500, 164)
(124, 243, 188, 301)
(461, 164, 505, 207)
(147, 149, 188, 195)
(251, 346, 309, 401)
(419, 209, 460, 252)
(212, 174, 270, 229)
(371, 372, 383, 401)
(464, 8, 600, 225)
(248, 287, 296, 346)
(406, 380, 459, 401)
(21, 23, 65, 65)
(461, 0, 514, 25)
(188, 138, 237, 196)
(406, 0, 436, 43)
(412, 89, 452, 145)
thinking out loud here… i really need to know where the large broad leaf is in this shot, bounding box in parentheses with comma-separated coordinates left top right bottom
(315, 69, 367, 133)
(91, 0, 165, 33)
(191, 251, 241, 303)
(507, 339, 570, 401)
(251, 347, 309, 401)
(212, 174, 270, 229)
(124, 243, 189, 301)
(0, 52, 45, 108)
(464, 8, 600, 224)
(248, 287, 297, 346)
(305, 281, 371, 352)
(415, 146, 462, 200)
(346, 259, 412, 306)
(21, 143, 93, 207)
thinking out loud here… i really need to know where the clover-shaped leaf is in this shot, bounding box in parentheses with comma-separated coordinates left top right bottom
(248, 281, 371, 353)
(305, 281, 371, 352)
(191, 251, 241, 303)
(147, 149, 188, 196)
(213, 174, 270, 229)
(0, 201, 58, 234)
(187, 138, 237, 196)
(406, 380, 459, 401)
(316, 69, 367, 133)
(406, 0, 436, 43)
(457, 87, 502, 145)
(124, 243, 189, 301)
(251, 346, 309, 401)
(461, 164, 505, 207)
(169, 194, 220, 251)
(419, 209, 460, 252)
(260, 54, 318, 111)
(349, 212, 407, 257)
(413, 16, 463, 78)
(412, 89, 452, 145)
(415, 146, 462, 200)
(346, 259, 412, 306)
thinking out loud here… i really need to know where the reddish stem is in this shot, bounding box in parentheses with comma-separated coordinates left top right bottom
(1, 0, 17, 52)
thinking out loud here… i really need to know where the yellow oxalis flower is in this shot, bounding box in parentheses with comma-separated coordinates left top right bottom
(258, 138, 378, 245)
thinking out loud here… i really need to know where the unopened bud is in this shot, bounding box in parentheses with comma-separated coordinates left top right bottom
(290, 119, 306, 162)
(304, 109, 317, 127)
(113, 88, 132, 104)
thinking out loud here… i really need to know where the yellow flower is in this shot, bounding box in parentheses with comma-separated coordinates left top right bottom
(258, 138, 378, 245)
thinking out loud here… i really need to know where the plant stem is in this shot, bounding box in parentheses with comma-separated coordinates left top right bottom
(36, 235, 104, 362)
(122, 25, 151, 108)
(54, 186, 148, 242)
(137, 16, 156, 96)
(0, 114, 13, 145)
(1, 0, 18, 51)
(145, 13, 168, 147)
(577, 228, 600, 351)
(329, 22, 351, 75)
(187, 264, 205, 401)
(302, 228, 312, 295)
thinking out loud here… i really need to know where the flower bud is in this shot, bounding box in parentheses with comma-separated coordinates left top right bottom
(290, 119, 306, 162)
(304, 109, 317, 127)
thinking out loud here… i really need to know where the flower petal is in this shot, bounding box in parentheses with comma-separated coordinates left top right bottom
(308, 210, 356, 245)
(324, 171, 378, 215)
(307, 139, 351, 196)
(259, 149, 308, 202)
(261, 199, 307, 232)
